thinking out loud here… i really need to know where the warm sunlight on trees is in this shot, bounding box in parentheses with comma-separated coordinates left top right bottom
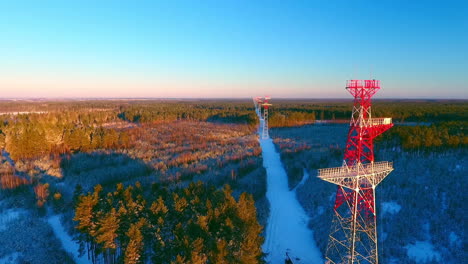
(73, 182, 265, 264)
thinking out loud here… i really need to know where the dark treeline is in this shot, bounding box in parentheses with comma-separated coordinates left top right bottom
(377, 121, 467, 150)
(74, 181, 264, 264)
(268, 99, 468, 127)
(118, 102, 257, 125)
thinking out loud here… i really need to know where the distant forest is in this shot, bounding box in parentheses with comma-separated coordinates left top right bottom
(0, 99, 466, 161)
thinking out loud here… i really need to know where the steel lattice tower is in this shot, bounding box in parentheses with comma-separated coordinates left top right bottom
(318, 80, 393, 264)
(261, 97, 272, 139)
(253, 96, 263, 117)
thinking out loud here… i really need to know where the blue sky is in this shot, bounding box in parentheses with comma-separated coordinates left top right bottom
(0, 0, 467, 98)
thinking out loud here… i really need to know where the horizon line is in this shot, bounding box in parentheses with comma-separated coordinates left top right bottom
(0, 97, 467, 101)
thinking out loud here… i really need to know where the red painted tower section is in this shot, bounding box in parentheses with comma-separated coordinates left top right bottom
(318, 80, 393, 264)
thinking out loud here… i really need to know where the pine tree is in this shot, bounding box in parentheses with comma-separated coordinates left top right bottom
(237, 193, 264, 264)
(150, 196, 168, 215)
(214, 239, 229, 264)
(96, 208, 119, 263)
(0, 133, 5, 149)
(119, 131, 131, 148)
(74, 193, 99, 262)
(173, 193, 188, 213)
(190, 238, 207, 264)
(103, 129, 119, 149)
(171, 255, 186, 264)
(124, 219, 146, 264)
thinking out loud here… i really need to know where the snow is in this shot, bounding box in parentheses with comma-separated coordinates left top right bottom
(293, 169, 310, 191)
(316, 206, 324, 216)
(0, 252, 21, 264)
(260, 138, 322, 263)
(380, 231, 388, 241)
(381, 201, 401, 215)
(47, 215, 91, 264)
(405, 241, 441, 263)
(0, 209, 24, 231)
(449, 232, 461, 247)
(441, 192, 448, 211)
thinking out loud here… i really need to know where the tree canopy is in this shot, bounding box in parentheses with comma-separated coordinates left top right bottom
(74, 181, 265, 264)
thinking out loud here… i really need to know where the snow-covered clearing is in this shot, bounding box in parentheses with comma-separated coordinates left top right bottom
(260, 138, 322, 263)
(381, 201, 401, 215)
(449, 232, 461, 247)
(47, 215, 91, 264)
(405, 241, 441, 263)
(0, 209, 24, 231)
(0, 252, 21, 264)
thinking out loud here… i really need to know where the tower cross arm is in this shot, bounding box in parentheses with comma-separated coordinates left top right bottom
(369, 118, 392, 126)
(318, 161, 394, 189)
(368, 118, 393, 138)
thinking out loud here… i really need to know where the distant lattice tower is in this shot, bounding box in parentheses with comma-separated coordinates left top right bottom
(253, 96, 263, 118)
(318, 80, 393, 264)
(261, 96, 272, 139)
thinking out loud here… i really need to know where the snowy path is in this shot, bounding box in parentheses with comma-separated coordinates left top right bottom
(47, 215, 91, 264)
(260, 138, 322, 264)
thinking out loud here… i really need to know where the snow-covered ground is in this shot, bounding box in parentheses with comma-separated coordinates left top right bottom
(381, 201, 401, 215)
(449, 232, 461, 247)
(405, 240, 441, 263)
(0, 209, 25, 231)
(47, 215, 91, 264)
(260, 137, 322, 263)
(0, 252, 21, 264)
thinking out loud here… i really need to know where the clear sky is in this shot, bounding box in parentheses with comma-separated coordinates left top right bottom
(0, 0, 467, 98)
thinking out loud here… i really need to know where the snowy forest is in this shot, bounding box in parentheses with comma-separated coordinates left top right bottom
(0, 98, 466, 264)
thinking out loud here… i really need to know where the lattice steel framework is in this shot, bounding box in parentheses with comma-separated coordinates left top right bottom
(318, 80, 393, 264)
(261, 97, 272, 139)
(253, 96, 263, 117)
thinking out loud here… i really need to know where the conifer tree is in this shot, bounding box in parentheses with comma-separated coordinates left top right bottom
(73, 182, 266, 264)
(96, 208, 119, 263)
(237, 193, 264, 263)
(190, 238, 207, 264)
(0, 133, 5, 149)
(171, 255, 186, 264)
(214, 239, 229, 264)
(125, 219, 146, 264)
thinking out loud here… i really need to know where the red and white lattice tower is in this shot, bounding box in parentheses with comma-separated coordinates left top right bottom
(318, 80, 393, 264)
(261, 96, 272, 139)
(253, 96, 263, 118)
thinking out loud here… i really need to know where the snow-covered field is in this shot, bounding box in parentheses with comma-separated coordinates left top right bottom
(381, 201, 401, 215)
(260, 138, 322, 263)
(0, 252, 21, 264)
(405, 241, 441, 263)
(0, 205, 22, 264)
(47, 215, 91, 264)
(0, 208, 25, 231)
